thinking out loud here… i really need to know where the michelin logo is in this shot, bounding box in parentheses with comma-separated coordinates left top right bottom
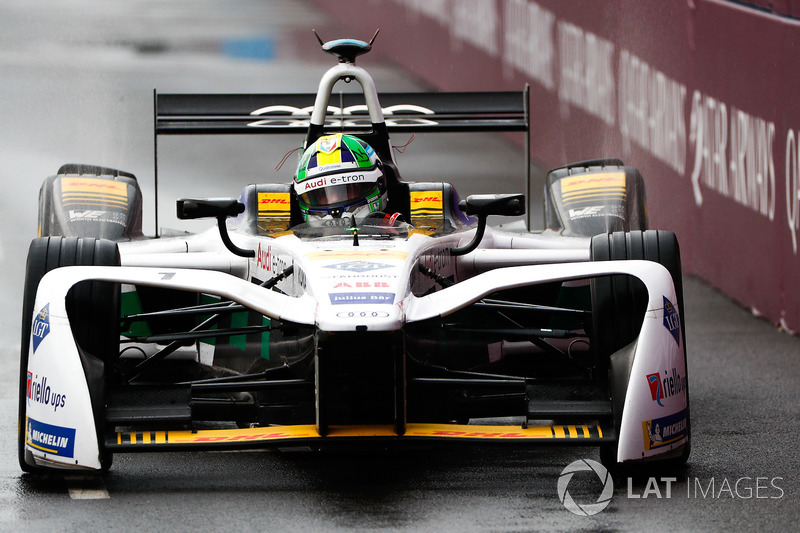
(642, 408, 688, 451)
(26, 417, 76, 457)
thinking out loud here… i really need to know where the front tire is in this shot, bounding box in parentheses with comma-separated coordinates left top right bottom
(591, 230, 690, 472)
(19, 237, 120, 473)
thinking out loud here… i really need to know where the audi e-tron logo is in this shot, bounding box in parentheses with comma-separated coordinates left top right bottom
(557, 459, 614, 516)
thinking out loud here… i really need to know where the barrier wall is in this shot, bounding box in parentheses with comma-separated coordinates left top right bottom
(312, 0, 800, 333)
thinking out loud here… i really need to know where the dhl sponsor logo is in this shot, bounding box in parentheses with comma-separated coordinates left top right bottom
(410, 190, 443, 212)
(561, 172, 627, 205)
(408, 423, 602, 439)
(61, 177, 129, 210)
(258, 192, 291, 216)
(561, 172, 626, 192)
(185, 431, 314, 443)
(307, 250, 409, 261)
(61, 177, 128, 196)
(113, 423, 607, 447)
(115, 426, 317, 445)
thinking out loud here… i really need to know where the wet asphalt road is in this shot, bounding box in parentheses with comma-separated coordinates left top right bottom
(1, 1, 799, 531)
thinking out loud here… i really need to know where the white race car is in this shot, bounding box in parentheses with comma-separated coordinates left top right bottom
(19, 36, 689, 473)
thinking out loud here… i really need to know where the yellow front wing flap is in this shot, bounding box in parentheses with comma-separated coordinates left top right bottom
(110, 423, 608, 449)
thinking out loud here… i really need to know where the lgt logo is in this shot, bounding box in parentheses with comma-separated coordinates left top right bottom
(32, 304, 51, 353)
(663, 296, 681, 344)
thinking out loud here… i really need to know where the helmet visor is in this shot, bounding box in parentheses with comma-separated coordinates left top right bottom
(300, 181, 378, 208)
(295, 166, 383, 210)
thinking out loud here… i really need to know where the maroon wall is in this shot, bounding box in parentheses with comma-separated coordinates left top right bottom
(311, 0, 800, 334)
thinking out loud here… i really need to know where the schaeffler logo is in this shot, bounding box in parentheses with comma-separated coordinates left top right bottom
(557, 459, 614, 516)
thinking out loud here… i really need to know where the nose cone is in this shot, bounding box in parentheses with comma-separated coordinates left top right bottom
(303, 248, 410, 332)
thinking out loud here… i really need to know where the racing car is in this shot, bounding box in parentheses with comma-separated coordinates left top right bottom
(19, 35, 689, 474)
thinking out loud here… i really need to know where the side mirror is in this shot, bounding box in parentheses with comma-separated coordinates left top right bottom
(176, 197, 254, 258)
(177, 198, 245, 220)
(458, 194, 525, 218)
(450, 194, 525, 256)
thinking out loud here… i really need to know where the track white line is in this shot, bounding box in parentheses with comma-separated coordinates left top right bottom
(64, 475, 110, 500)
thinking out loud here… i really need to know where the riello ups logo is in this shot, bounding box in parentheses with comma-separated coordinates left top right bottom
(27, 373, 67, 412)
(646, 368, 685, 407)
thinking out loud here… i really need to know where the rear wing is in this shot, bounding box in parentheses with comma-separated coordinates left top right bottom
(152, 87, 531, 231)
(155, 89, 529, 134)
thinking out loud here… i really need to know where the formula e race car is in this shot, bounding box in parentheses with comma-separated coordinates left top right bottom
(19, 35, 689, 474)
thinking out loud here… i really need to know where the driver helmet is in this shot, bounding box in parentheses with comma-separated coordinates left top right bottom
(294, 133, 387, 220)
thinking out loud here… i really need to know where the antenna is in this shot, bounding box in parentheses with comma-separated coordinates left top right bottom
(368, 29, 380, 46)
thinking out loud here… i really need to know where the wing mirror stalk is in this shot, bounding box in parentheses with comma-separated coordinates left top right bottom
(176, 198, 255, 258)
(450, 194, 525, 256)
